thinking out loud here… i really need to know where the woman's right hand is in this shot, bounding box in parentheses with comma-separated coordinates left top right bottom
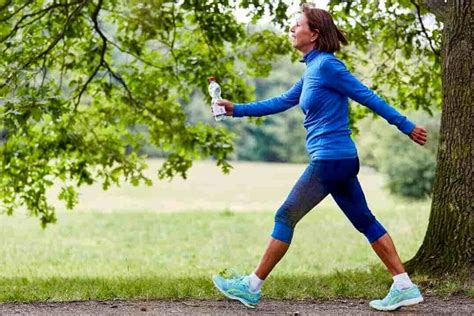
(217, 99, 234, 116)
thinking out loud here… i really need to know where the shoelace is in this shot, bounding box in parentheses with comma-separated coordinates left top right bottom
(229, 275, 246, 285)
(383, 286, 400, 302)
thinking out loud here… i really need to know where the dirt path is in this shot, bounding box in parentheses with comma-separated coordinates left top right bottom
(0, 296, 472, 315)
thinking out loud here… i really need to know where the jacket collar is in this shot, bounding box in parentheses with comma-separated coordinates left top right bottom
(299, 48, 324, 64)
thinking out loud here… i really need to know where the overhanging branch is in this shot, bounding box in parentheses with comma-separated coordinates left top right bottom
(75, 0, 138, 108)
(0, 0, 84, 39)
(0, 1, 86, 89)
(0, 1, 29, 22)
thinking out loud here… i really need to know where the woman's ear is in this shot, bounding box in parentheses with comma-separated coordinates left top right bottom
(310, 30, 319, 42)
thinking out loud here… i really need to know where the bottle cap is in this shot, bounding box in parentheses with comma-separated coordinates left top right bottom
(207, 76, 216, 82)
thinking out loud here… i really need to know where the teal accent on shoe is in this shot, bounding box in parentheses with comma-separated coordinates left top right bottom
(369, 284, 423, 311)
(212, 274, 261, 308)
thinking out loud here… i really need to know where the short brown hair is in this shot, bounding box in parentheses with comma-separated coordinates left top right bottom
(301, 4, 348, 52)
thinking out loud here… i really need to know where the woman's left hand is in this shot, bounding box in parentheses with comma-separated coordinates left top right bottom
(409, 126, 428, 146)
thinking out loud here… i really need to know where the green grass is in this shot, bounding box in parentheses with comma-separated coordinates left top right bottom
(1, 203, 453, 303)
(0, 269, 393, 302)
(0, 160, 469, 302)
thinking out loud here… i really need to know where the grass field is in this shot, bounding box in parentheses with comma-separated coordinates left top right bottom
(1, 159, 463, 303)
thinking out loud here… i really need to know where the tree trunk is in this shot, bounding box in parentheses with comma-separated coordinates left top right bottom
(406, 0, 473, 277)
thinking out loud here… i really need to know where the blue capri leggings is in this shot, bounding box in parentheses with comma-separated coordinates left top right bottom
(272, 157, 387, 244)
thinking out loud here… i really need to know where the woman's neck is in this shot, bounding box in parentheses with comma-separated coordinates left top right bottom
(300, 45, 316, 56)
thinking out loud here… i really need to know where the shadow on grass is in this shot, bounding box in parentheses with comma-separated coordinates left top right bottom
(0, 266, 469, 303)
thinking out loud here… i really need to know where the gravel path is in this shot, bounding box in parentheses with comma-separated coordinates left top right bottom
(0, 296, 472, 315)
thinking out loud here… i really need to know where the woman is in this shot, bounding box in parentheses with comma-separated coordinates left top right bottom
(212, 4, 427, 312)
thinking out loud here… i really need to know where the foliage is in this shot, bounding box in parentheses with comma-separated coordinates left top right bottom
(147, 55, 309, 163)
(0, 0, 445, 226)
(328, 0, 442, 116)
(188, 0, 445, 163)
(0, 0, 295, 226)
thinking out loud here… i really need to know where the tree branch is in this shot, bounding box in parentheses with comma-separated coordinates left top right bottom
(1, 9, 49, 42)
(411, 0, 441, 56)
(344, 0, 353, 14)
(75, 0, 138, 108)
(107, 39, 168, 71)
(0, 0, 84, 40)
(22, 2, 86, 70)
(169, 3, 180, 76)
(74, 0, 107, 107)
(0, 0, 12, 12)
(0, 1, 86, 89)
(0, 1, 29, 22)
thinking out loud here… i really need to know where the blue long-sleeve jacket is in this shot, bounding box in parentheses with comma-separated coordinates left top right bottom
(233, 49, 416, 160)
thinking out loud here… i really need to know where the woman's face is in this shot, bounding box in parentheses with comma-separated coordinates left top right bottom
(289, 13, 318, 54)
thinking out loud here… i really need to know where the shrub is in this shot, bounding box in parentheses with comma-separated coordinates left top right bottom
(356, 111, 440, 199)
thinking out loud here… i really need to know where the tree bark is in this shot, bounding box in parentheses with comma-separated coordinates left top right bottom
(406, 0, 473, 277)
(423, 0, 447, 21)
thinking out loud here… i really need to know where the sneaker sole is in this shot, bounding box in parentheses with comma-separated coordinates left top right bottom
(212, 277, 257, 309)
(370, 296, 424, 311)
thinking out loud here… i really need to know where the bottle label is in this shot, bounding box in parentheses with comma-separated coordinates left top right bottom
(212, 100, 226, 116)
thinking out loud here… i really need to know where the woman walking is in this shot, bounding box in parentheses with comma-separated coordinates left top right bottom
(212, 4, 427, 312)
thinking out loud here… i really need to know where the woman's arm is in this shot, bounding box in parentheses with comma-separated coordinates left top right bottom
(321, 58, 416, 135)
(229, 77, 303, 117)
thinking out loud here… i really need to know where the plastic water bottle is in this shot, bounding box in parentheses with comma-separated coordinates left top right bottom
(208, 76, 227, 121)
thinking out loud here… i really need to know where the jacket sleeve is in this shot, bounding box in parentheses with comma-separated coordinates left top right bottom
(321, 58, 416, 135)
(233, 77, 303, 117)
